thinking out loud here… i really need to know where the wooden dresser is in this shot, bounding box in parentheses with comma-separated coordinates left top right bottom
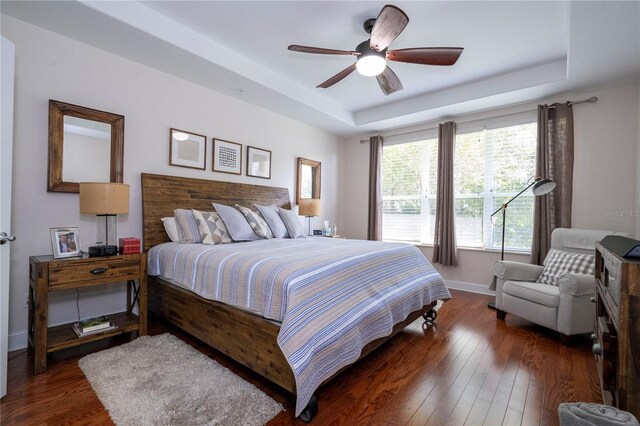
(593, 242, 640, 416)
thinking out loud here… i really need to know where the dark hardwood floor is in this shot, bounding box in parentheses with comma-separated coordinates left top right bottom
(0, 290, 601, 425)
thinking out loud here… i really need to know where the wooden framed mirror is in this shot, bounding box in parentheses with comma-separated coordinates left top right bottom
(48, 100, 124, 193)
(296, 157, 321, 204)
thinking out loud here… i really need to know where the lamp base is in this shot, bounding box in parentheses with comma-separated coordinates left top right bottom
(88, 244, 119, 257)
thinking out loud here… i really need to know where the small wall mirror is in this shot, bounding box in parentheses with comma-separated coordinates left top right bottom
(296, 157, 321, 204)
(48, 100, 124, 193)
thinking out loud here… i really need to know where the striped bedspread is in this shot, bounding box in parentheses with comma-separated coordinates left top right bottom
(148, 238, 450, 415)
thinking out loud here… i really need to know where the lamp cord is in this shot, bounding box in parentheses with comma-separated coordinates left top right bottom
(76, 289, 80, 321)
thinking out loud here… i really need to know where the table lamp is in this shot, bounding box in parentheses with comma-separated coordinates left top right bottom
(80, 182, 129, 256)
(298, 199, 321, 236)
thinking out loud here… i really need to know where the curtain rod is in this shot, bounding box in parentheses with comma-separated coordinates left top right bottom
(359, 96, 598, 143)
(548, 96, 598, 109)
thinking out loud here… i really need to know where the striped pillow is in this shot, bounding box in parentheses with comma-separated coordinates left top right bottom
(173, 209, 201, 244)
(537, 249, 595, 286)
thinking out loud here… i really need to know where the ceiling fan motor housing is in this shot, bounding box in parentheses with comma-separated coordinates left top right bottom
(356, 40, 386, 59)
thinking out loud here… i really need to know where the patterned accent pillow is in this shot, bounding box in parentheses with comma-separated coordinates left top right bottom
(161, 217, 180, 242)
(278, 207, 306, 239)
(173, 209, 202, 244)
(255, 204, 289, 238)
(191, 210, 232, 244)
(235, 205, 273, 239)
(537, 249, 595, 286)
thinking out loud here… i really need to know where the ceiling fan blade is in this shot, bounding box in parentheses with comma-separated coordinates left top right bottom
(317, 63, 357, 89)
(387, 47, 464, 66)
(288, 45, 358, 56)
(370, 5, 409, 52)
(376, 66, 403, 96)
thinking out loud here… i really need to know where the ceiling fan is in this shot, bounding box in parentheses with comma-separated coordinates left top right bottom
(288, 4, 463, 96)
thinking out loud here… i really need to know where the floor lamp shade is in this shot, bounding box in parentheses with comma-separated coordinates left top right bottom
(80, 183, 129, 248)
(532, 178, 556, 196)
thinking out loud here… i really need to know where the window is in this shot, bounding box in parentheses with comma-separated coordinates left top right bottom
(381, 113, 537, 252)
(381, 132, 437, 243)
(455, 121, 537, 250)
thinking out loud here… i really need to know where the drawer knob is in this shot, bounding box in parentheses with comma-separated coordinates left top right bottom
(592, 343, 602, 355)
(90, 267, 108, 275)
(590, 297, 596, 303)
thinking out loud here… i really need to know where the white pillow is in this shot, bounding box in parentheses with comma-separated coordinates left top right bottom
(161, 217, 180, 242)
(277, 207, 306, 239)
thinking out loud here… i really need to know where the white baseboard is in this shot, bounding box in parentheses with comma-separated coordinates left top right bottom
(9, 332, 27, 352)
(446, 280, 495, 296)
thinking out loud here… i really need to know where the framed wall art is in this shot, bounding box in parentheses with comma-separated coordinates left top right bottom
(169, 128, 206, 170)
(246, 146, 271, 179)
(212, 138, 242, 175)
(50, 227, 81, 259)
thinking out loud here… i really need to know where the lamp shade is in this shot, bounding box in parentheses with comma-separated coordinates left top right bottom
(79, 182, 129, 214)
(532, 178, 556, 196)
(298, 199, 321, 217)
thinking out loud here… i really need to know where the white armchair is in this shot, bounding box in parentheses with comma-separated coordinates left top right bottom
(493, 228, 629, 338)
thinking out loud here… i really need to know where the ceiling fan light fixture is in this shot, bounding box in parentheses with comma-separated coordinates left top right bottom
(356, 55, 387, 76)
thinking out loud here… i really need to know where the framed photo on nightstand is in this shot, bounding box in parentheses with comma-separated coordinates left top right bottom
(50, 227, 81, 259)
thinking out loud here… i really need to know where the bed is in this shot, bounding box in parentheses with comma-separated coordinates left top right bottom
(141, 173, 450, 421)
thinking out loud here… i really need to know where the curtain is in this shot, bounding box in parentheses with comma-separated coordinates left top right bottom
(433, 122, 458, 265)
(531, 103, 574, 264)
(367, 135, 383, 241)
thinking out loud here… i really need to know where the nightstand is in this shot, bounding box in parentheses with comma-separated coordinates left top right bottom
(28, 252, 147, 374)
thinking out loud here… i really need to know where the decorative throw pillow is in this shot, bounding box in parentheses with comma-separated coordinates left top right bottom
(161, 217, 180, 243)
(537, 249, 595, 286)
(191, 210, 232, 244)
(277, 207, 306, 239)
(235, 205, 273, 239)
(173, 209, 202, 243)
(212, 203, 260, 241)
(255, 204, 289, 238)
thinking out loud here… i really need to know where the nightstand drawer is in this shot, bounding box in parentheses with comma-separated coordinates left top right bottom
(48, 258, 140, 289)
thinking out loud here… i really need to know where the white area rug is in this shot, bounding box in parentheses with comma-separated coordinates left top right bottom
(79, 333, 283, 426)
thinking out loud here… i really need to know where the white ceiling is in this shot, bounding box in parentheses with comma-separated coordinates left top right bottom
(2, 1, 639, 136)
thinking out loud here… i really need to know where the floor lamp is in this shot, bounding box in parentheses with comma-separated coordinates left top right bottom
(299, 199, 321, 236)
(487, 177, 556, 310)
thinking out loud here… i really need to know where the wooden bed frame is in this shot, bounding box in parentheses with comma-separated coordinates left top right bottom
(141, 173, 436, 418)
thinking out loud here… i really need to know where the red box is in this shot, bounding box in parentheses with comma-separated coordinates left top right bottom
(119, 237, 141, 255)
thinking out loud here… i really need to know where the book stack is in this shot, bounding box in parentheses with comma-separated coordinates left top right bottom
(73, 315, 117, 337)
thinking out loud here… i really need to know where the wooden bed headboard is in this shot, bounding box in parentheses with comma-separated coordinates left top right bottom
(141, 173, 291, 251)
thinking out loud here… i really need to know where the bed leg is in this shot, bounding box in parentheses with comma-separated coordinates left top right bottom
(299, 395, 318, 423)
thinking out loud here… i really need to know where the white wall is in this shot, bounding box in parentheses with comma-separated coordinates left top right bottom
(2, 15, 346, 350)
(343, 83, 640, 290)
